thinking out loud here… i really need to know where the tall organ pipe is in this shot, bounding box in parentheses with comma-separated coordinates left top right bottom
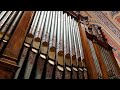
(40, 11, 53, 59)
(0, 11, 12, 38)
(71, 18, 78, 71)
(0, 11, 12, 29)
(0, 11, 7, 21)
(48, 11, 57, 65)
(4, 11, 23, 41)
(56, 11, 64, 71)
(0, 11, 18, 39)
(63, 13, 71, 79)
(65, 15, 71, 71)
(25, 11, 41, 45)
(74, 19, 84, 79)
(32, 11, 47, 50)
(27, 11, 41, 38)
(76, 22, 84, 64)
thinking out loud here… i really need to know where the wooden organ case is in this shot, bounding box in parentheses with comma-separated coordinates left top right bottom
(0, 11, 119, 79)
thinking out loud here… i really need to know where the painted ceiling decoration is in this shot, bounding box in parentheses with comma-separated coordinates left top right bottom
(93, 11, 120, 40)
(115, 16, 120, 27)
(111, 11, 119, 17)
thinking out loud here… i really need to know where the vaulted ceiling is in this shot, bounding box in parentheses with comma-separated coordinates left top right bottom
(80, 11, 120, 67)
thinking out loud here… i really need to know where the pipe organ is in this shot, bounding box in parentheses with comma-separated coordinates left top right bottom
(0, 11, 119, 79)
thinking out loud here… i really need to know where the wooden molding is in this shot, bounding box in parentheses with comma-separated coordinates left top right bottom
(78, 22, 98, 79)
(0, 11, 34, 79)
(92, 41, 109, 79)
(3, 11, 34, 60)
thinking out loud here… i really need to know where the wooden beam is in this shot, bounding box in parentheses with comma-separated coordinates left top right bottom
(0, 11, 34, 79)
(78, 22, 98, 79)
(64, 11, 78, 20)
(3, 11, 34, 60)
(92, 40, 109, 79)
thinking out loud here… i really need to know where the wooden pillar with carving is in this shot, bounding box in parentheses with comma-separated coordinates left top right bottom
(0, 11, 34, 79)
(92, 39, 109, 79)
(78, 17, 98, 79)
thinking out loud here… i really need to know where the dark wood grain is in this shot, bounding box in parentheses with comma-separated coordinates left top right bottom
(93, 41, 109, 79)
(78, 22, 98, 79)
(3, 11, 34, 60)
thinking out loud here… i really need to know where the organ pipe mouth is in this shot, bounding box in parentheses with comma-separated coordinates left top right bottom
(48, 47, 56, 60)
(57, 51, 64, 71)
(72, 55, 78, 71)
(66, 66, 71, 71)
(65, 54, 71, 71)
(40, 42, 48, 55)
(73, 67, 78, 71)
(32, 48, 38, 53)
(0, 32, 4, 39)
(78, 57, 82, 67)
(65, 54, 70, 59)
(72, 55, 77, 66)
(3, 39, 7, 43)
(57, 65, 64, 72)
(27, 33, 34, 38)
(58, 51, 64, 65)
(34, 37, 41, 42)
(48, 60, 55, 65)
(4, 34, 11, 41)
(83, 68, 87, 71)
(79, 68, 83, 71)
(32, 40, 40, 49)
(25, 36, 33, 44)
(24, 43, 30, 47)
(40, 54, 46, 59)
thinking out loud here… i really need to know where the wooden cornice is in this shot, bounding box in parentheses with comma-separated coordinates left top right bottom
(86, 31, 110, 50)
(64, 11, 79, 21)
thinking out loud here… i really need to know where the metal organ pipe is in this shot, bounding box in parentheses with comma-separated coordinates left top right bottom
(4, 11, 23, 41)
(48, 11, 57, 65)
(27, 11, 41, 38)
(33, 11, 47, 50)
(56, 11, 64, 72)
(71, 19, 79, 79)
(0, 11, 12, 29)
(70, 18, 77, 70)
(0, 11, 18, 39)
(63, 13, 71, 79)
(25, 11, 41, 45)
(0, 11, 23, 52)
(0, 11, 12, 39)
(65, 13, 71, 72)
(74, 21, 84, 79)
(40, 11, 53, 59)
(0, 11, 7, 20)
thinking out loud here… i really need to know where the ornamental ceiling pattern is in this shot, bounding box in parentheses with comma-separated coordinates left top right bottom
(93, 11, 120, 40)
(111, 11, 119, 17)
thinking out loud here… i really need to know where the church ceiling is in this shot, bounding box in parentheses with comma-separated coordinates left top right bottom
(92, 11, 120, 40)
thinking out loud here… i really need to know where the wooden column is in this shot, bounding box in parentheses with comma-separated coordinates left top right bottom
(92, 40, 109, 79)
(78, 21, 98, 79)
(0, 11, 34, 79)
(109, 46, 120, 78)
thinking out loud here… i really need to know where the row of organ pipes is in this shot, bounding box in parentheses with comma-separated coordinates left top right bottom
(0, 11, 119, 79)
